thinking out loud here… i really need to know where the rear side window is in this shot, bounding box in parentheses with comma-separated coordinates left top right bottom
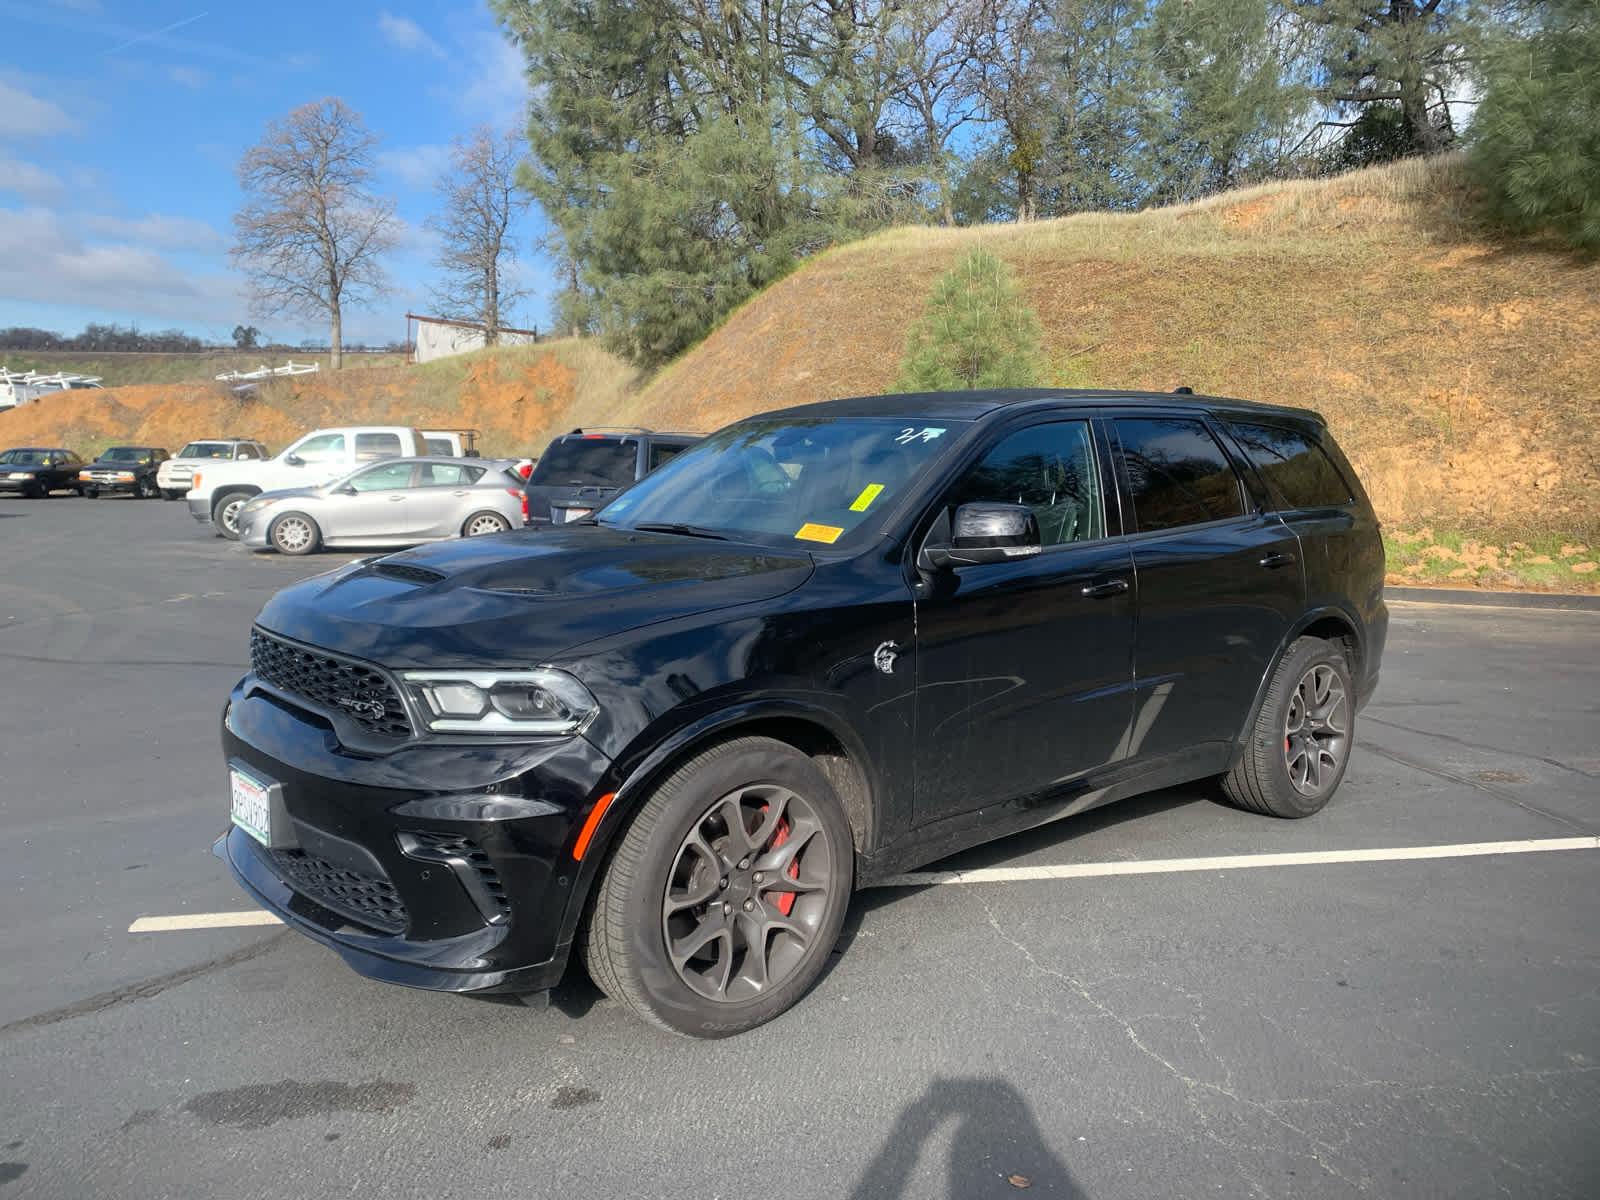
(649, 442, 687, 471)
(529, 438, 638, 487)
(355, 432, 404, 461)
(1115, 417, 1245, 532)
(1226, 421, 1353, 509)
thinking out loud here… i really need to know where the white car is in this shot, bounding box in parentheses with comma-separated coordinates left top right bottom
(157, 438, 269, 500)
(235, 456, 527, 555)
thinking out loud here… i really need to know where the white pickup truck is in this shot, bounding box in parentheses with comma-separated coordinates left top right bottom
(187, 426, 433, 539)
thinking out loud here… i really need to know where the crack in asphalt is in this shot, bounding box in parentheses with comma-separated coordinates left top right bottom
(1364, 715, 1597, 780)
(0, 932, 289, 1041)
(1361, 741, 1593, 835)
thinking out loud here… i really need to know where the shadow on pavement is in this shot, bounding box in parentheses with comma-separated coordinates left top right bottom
(849, 1075, 1085, 1198)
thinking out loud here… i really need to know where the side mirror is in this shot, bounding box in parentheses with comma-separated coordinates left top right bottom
(334, 484, 358, 496)
(284, 453, 304, 467)
(919, 502, 1042, 570)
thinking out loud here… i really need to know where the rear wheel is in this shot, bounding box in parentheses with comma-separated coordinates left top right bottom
(268, 512, 321, 556)
(1222, 636, 1354, 818)
(211, 491, 251, 539)
(462, 510, 511, 537)
(582, 737, 854, 1038)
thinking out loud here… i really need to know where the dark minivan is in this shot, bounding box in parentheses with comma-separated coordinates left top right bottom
(217, 389, 1386, 1037)
(522, 427, 702, 525)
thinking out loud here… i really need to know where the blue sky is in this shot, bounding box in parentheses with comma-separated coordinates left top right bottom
(0, 1, 548, 346)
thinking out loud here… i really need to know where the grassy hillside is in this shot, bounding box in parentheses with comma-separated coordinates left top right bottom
(0, 340, 639, 461)
(634, 155, 1599, 554)
(1, 350, 405, 387)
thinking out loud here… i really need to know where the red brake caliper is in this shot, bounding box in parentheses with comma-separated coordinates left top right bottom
(765, 818, 801, 916)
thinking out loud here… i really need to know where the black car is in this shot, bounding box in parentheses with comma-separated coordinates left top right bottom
(0, 447, 85, 497)
(217, 388, 1386, 1037)
(80, 446, 170, 498)
(522, 427, 702, 525)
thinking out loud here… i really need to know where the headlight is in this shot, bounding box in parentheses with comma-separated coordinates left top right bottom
(402, 669, 598, 735)
(79, 471, 91, 479)
(240, 496, 280, 514)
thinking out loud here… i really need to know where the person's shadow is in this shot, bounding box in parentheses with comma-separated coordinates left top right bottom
(849, 1076, 1086, 1198)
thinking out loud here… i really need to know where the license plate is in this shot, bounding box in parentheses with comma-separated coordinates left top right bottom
(561, 507, 591, 522)
(230, 766, 273, 846)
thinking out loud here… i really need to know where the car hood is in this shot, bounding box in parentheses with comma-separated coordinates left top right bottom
(254, 526, 816, 668)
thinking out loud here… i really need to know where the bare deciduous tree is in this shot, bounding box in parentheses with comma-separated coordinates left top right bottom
(231, 98, 396, 369)
(426, 127, 531, 344)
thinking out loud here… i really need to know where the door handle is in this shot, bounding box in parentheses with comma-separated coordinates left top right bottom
(1081, 578, 1130, 599)
(1259, 550, 1296, 568)
(388, 495, 406, 502)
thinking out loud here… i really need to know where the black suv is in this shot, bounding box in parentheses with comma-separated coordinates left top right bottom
(80, 446, 170, 498)
(217, 389, 1386, 1037)
(522, 427, 702, 525)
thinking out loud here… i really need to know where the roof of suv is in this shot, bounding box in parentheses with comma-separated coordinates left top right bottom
(763, 388, 1324, 425)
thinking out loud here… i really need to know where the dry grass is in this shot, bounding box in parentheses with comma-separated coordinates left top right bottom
(634, 155, 1600, 543)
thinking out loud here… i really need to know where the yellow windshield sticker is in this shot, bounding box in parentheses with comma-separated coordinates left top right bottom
(795, 522, 844, 544)
(849, 483, 885, 513)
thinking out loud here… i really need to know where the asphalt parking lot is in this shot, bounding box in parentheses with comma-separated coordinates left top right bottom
(2, 496, 1596, 1199)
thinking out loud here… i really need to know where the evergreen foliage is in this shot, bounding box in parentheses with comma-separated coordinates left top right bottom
(896, 250, 1044, 391)
(1472, 0, 1600, 252)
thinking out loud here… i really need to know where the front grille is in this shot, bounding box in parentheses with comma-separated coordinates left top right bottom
(403, 832, 510, 920)
(268, 848, 408, 934)
(250, 628, 412, 739)
(374, 562, 446, 585)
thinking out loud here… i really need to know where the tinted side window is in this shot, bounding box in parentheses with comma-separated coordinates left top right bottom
(1226, 421, 1353, 509)
(354, 432, 403, 461)
(649, 442, 686, 471)
(1115, 417, 1244, 532)
(948, 420, 1104, 546)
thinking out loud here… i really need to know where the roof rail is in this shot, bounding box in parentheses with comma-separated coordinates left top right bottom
(567, 426, 649, 435)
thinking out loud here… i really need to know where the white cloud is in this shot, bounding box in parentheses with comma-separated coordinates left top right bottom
(378, 143, 451, 192)
(0, 154, 65, 204)
(0, 206, 242, 322)
(80, 212, 228, 252)
(168, 65, 209, 89)
(0, 78, 79, 137)
(379, 12, 445, 58)
(456, 32, 527, 125)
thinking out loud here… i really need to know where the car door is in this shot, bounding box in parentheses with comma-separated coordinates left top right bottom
(322, 460, 419, 543)
(407, 462, 483, 538)
(1109, 412, 1304, 768)
(912, 416, 1136, 826)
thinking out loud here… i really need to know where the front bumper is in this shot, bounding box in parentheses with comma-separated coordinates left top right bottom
(218, 676, 613, 994)
(82, 476, 139, 494)
(187, 493, 213, 523)
(0, 476, 41, 493)
(236, 508, 271, 549)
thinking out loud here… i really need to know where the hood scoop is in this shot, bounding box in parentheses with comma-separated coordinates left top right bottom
(373, 562, 446, 585)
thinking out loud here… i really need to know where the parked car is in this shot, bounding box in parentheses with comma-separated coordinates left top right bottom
(79, 446, 169, 498)
(236, 456, 527, 555)
(187, 426, 437, 539)
(157, 438, 270, 500)
(0, 447, 85, 497)
(216, 388, 1386, 1037)
(421, 429, 480, 457)
(523, 427, 702, 525)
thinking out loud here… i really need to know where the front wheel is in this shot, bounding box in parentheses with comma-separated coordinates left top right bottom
(1222, 636, 1354, 818)
(211, 491, 251, 539)
(161, 489, 184, 501)
(462, 510, 511, 537)
(32, 479, 50, 498)
(82, 488, 99, 500)
(268, 512, 321, 556)
(582, 737, 854, 1038)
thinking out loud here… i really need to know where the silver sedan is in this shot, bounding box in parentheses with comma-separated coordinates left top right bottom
(237, 457, 526, 555)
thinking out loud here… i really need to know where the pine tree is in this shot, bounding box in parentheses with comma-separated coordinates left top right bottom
(896, 250, 1044, 390)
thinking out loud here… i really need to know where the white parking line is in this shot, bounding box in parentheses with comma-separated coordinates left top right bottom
(129, 911, 283, 932)
(878, 837, 1600, 888)
(126, 838, 1599, 931)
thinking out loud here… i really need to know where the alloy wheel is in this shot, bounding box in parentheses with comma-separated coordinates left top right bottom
(1283, 663, 1349, 796)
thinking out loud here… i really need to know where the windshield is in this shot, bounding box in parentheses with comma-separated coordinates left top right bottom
(599, 416, 969, 548)
(179, 442, 233, 459)
(528, 438, 637, 488)
(102, 447, 153, 463)
(0, 449, 47, 465)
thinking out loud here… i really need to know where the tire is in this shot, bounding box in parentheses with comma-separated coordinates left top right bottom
(1222, 636, 1355, 818)
(31, 479, 50, 499)
(137, 477, 156, 499)
(462, 510, 511, 537)
(161, 489, 184, 501)
(83, 488, 99, 500)
(211, 491, 252, 540)
(268, 512, 321, 556)
(581, 737, 854, 1038)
